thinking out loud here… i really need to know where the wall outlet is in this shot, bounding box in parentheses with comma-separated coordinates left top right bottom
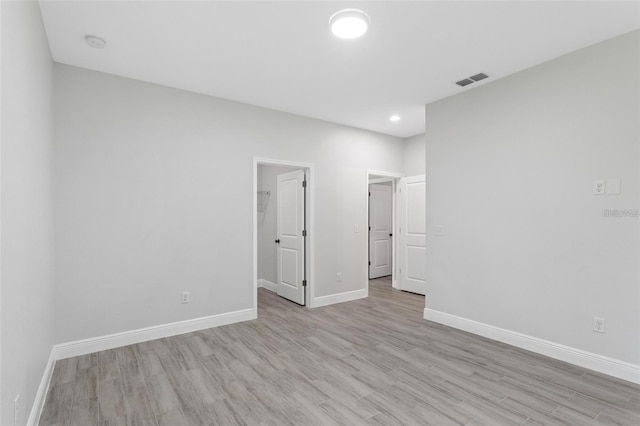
(593, 180, 605, 195)
(181, 292, 190, 304)
(14, 394, 20, 426)
(593, 317, 605, 333)
(336, 272, 342, 282)
(434, 225, 444, 236)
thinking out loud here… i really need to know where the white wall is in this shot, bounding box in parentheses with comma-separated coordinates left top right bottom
(257, 164, 300, 285)
(1, 1, 55, 424)
(53, 64, 404, 343)
(403, 133, 426, 176)
(425, 31, 639, 365)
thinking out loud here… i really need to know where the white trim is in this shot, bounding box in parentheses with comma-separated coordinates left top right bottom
(368, 177, 394, 184)
(312, 289, 368, 308)
(54, 308, 256, 360)
(27, 349, 56, 426)
(254, 157, 315, 308)
(424, 308, 640, 385)
(258, 279, 277, 292)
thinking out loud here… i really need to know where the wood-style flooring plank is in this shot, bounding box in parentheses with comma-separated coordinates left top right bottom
(40, 277, 640, 425)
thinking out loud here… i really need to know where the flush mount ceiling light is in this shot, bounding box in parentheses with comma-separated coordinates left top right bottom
(390, 115, 401, 122)
(330, 9, 370, 39)
(85, 35, 106, 49)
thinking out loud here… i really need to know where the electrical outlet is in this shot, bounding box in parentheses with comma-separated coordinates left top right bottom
(181, 292, 190, 304)
(593, 317, 605, 333)
(434, 225, 444, 236)
(14, 394, 20, 426)
(593, 180, 605, 195)
(336, 272, 342, 282)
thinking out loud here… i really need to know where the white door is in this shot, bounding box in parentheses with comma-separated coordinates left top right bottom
(399, 175, 426, 295)
(276, 170, 306, 305)
(369, 183, 393, 279)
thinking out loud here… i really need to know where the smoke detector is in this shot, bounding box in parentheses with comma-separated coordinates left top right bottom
(85, 35, 107, 49)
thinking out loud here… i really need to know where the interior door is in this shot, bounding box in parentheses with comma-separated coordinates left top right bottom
(276, 169, 306, 305)
(399, 175, 426, 295)
(369, 183, 393, 279)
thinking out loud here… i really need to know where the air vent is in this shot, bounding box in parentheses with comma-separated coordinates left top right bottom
(470, 73, 488, 82)
(455, 78, 474, 87)
(455, 72, 489, 88)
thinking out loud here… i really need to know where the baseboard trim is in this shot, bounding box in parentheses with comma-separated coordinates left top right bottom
(424, 308, 640, 385)
(54, 308, 257, 360)
(257, 279, 277, 292)
(27, 348, 56, 426)
(312, 288, 367, 308)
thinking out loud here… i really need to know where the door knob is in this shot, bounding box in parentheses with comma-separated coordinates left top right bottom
(275, 239, 280, 244)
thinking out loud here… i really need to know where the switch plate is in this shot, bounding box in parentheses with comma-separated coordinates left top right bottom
(593, 180, 605, 195)
(606, 178, 621, 195)
(181, 292, 190, 304)
(354, 224, 359, 233)
(336, 272, 342, 282)
(434, 225, 444, 236)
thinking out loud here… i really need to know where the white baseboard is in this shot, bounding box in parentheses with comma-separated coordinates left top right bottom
(424, 308, 640, 385)
(257, 279, 277, 292)
(312, 288, 367, 308)
(54, 308, 257, 360)
(27, 349, 56, 426)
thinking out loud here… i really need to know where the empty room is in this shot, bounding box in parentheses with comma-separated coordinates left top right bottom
(1, 1, 639, 425)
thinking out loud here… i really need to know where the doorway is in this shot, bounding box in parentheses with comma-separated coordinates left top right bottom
(253, 158, 314, 311)
(369, 180, 393, 279)
(366, 171, 402, 294)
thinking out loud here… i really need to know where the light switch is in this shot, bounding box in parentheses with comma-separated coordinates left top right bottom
(354, 224, 359, 233)
(593, 180, 605, 195)
(606, 178, 621, 195)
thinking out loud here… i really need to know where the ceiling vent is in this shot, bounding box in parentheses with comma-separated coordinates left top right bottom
(455, 78, 474, 87)
(456, 72, 489, 88)
(470, 73, 488, 82)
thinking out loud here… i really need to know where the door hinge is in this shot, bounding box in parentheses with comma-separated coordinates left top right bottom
(302, 180, 307, 188)
(302, 229, 307, 237)
(368, 226, 371, 231)
(302, 279, 307, 287)
(368, 261, 371, 266)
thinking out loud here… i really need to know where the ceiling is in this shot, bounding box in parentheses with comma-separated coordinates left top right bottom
(38, 1, 640, 138)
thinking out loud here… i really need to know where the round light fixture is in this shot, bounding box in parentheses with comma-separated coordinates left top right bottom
(330, 9, 370, 39)
(85, 35, 107, 49)
(390, 115, 401, 122)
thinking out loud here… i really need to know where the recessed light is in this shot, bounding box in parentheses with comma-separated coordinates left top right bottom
(330, 9, 370, 39)
(390, 115, 401, 122)
(85, 35, 106, 49)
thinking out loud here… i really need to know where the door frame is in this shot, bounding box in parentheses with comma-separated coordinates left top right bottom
(253, 157, 315, 310)
(365, 170, 403, 293)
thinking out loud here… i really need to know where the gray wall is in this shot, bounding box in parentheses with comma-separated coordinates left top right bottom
(425, 31, 639, 364)
(53, 64, 404, 343)
(1, 2, 56, 424)
(403, 133, 426, 176)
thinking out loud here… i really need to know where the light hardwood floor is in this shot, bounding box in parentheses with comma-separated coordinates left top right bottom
(40, 277, 640, 425)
